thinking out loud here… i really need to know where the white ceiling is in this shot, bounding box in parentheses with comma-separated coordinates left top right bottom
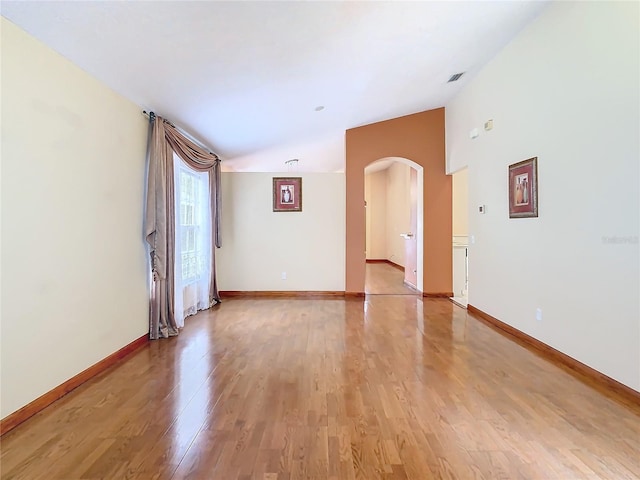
(1, 1, 548, 172)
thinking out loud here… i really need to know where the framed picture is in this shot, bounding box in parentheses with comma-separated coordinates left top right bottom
(509, 157, 538, 218)
(273, 177, 302, 212)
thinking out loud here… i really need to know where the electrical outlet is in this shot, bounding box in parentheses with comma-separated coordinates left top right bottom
(536, 308, 542, 322)
(281, 272, 287, 280)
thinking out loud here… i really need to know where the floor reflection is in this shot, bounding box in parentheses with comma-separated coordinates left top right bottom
(172, 318, 213, 459)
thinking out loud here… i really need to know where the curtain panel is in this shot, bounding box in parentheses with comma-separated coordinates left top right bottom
(144, 115, 221, 339)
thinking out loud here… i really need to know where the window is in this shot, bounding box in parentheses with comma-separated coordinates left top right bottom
(173, 155, 212, 326)
(178, 166, 206, 283)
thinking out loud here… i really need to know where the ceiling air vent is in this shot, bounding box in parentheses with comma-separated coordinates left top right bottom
(447, 72, 465, 83)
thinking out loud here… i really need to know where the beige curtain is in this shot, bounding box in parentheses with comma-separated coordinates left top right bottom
(144, 115, 221, 340)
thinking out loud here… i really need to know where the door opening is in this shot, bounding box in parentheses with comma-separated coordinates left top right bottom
(451, 167, 469, 307)
(364, 157, 423, 295)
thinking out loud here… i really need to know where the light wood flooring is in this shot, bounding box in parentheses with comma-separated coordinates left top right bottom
(365, 263, 417, 295)
(1, 296, 639, 479)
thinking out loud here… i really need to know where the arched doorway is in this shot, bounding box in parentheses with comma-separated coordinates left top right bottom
(364, 157, 424, 293)
(345, 108, 452, 297)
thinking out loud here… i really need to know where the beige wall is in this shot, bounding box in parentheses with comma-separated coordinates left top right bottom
(452, 168, 468, 236)
(217, 173, 345, 291)
(365, 163, 411, 265)
(365, 170, 387, 259)
(1, 19, 149, 418)
(385, 162, 411, 267)
(446, 2, 639, 390)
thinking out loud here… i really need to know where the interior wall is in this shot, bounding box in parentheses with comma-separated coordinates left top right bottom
(452, 168, 469, 236)
(445, 2, 639, 390)
(1, 19, 149, 418)
(217, 172, 345, 291)
(364, 170, 387, 259)
(385, 163, 411, 267)
(346, 109, 451, 295)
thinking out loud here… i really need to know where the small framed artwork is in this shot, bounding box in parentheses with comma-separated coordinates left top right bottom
(508, 157, 538, 218)
(273, 177, 302, 212)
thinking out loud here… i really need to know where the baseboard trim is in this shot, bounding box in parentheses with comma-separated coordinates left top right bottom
(403, 281, 418, 291)
(0, 333, 149, 436)
(366, 259, 404, 272)
(345, 292, 366, 298)
(423, 292, 454, 298)
(449, 297, 468, 309)
(219, 291, 345, 298)
(467, 304, 640, 407)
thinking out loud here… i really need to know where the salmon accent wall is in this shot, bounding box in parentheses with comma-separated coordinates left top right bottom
(345, 108, 452, 294)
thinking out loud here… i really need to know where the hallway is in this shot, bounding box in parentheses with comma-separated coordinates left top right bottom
(364, 262, 418, 295)
(1, 296, 638, 479)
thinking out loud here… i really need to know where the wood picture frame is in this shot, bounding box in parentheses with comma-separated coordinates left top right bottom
(509, 157, 538, 218)
(273, 177, 302, 212)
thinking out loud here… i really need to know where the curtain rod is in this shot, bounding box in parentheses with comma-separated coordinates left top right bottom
(142, 110, 221, 160)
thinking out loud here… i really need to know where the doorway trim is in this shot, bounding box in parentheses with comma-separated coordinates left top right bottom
(365, 157, 424, 292)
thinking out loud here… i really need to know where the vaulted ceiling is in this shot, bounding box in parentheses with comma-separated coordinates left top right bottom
(1, 1, 548, 172)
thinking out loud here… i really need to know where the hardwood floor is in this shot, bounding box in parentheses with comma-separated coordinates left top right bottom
(365, 263, 417, 295)
(1, 296, 639, 479)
